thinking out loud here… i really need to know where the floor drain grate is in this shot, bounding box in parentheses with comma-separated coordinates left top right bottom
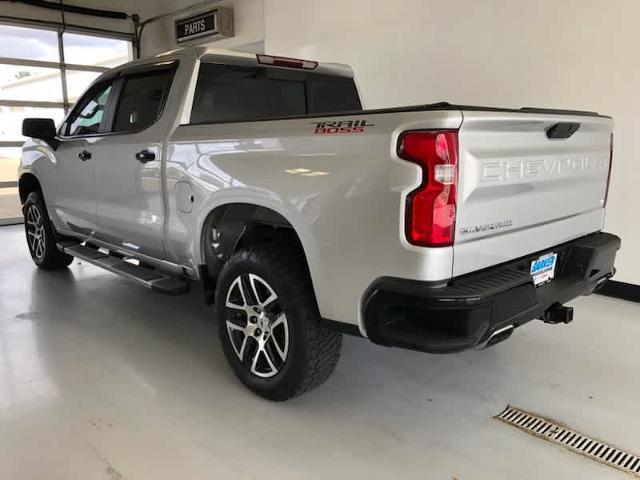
(496, 405, 640, 477)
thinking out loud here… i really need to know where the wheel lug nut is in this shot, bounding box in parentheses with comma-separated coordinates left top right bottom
(254, 329, 261, 337)
(249, 316, 257, 323)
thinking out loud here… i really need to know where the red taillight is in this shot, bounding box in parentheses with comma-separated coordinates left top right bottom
(256, 54, 318, 70)
(398, 130, 459, 247)
(604, 132, 614, 207)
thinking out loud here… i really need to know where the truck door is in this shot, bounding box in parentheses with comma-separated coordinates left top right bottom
(91, 64, 176, 260)
(50, 81, 115, 236)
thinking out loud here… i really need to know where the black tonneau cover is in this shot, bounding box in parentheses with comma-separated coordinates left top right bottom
(185, 101, 608, 126)
(353, 102, 607, 119)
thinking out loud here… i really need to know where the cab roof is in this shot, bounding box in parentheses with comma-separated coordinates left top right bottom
(109, 45, 355, 78)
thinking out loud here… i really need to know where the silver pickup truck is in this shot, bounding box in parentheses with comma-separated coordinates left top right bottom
(18, 46, 620, 400)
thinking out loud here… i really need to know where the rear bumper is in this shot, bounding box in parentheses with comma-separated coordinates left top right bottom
(362, 232, 621, 353)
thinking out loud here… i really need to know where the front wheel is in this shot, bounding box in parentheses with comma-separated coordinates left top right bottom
(215, 242, 342, 401)
(23, 191, 73, 270)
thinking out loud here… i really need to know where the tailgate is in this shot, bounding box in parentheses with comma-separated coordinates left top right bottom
(453, 110, 613, 277)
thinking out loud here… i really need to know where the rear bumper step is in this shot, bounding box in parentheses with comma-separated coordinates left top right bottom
(362, 232, 620, 354)
(59, 242, 190, 295)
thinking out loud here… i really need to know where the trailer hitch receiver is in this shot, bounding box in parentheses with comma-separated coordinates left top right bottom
(542, 303, 574, 324)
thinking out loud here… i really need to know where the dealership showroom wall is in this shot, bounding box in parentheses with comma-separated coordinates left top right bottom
(0, 0, 639, 479)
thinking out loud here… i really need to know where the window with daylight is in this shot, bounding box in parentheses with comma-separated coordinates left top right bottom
(0, 23, 133, 223)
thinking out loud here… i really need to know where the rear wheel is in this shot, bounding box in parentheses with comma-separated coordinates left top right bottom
(23, 191, 73, 270)
(215, 242, 342, 401)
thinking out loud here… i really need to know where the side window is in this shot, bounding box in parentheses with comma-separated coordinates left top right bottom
(190, 63, 306, 124)
(66, 83, 112, 136)
(113, 70, 173, 133)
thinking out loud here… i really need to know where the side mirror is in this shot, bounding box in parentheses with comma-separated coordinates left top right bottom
(22, 118, 60, 150)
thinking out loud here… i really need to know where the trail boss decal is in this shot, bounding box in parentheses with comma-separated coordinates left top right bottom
(312, 119, 374, 135)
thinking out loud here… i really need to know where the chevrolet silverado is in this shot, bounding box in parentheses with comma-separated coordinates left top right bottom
(18, 47, 620, 400)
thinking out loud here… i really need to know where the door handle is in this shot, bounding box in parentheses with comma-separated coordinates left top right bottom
(78, 150, 92, 161)
(135, 149, 156, 163)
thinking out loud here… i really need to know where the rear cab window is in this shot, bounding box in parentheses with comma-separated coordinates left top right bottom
(190, 62, 362, 124)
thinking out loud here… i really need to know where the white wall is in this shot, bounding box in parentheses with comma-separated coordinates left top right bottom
(265, 0, 640, 284)
(140, 0, 264, 57)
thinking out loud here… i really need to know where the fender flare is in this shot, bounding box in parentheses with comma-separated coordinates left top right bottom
(18, 172, 42, 204)
(200, 203, 297, 280)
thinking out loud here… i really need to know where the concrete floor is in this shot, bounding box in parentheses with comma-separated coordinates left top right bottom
(0, 224, 638, 480)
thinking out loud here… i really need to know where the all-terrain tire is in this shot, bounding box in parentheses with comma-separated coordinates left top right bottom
(215, 242, 342, 401)
(23, 191, 73, 270)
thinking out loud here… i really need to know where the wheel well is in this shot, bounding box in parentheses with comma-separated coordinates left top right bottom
(18, 173, 42, 205)
(200, 204, 308, 298)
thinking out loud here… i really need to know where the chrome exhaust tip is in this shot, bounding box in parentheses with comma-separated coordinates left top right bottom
(477, 324, 514, 350)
